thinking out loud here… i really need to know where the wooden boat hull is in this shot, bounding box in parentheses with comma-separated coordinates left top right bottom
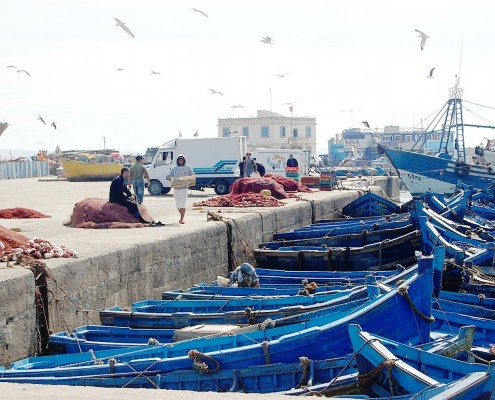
(60, 158, 123, 182)
(342, 191, 400, 217)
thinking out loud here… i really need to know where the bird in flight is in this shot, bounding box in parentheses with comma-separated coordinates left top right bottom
(150, 71, 160, 75)
(209, 88, 223, 95)
(37, 114, 46, 125)
(261, 36, 274, 45)
(190, 8, 208, 18)
(115, 18, 135, 38)
(427, 67, 436, 79)
(361, 121, 370, 128)
(415, 29, 430, 51)
(116, 67, 124, 72)
(230, 105, 244, 109)
(276, 72, 289, 78)
(50, 122, 57, 130)
(7, 65, 31, 77)
(193, 130, 199, 137)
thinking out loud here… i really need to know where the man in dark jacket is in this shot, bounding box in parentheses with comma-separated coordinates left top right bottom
(109, 167, 149, 223)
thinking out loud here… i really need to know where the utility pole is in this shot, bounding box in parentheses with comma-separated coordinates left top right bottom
(103, 136, 106, 150)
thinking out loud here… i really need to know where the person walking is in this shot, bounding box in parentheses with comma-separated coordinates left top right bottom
(243, 152, 257, 177)
(129, 155, 150, 203)
(166, 154, 194, 224)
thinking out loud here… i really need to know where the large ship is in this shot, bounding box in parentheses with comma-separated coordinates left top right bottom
(379, 82, 495, 195)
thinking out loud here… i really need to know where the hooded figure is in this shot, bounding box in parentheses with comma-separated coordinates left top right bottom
(166, 154, 194, 224)
(229, 262, 260, 288)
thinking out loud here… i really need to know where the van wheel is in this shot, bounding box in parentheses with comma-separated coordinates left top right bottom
(161, 187, 171, 195)
(214, 180, 230, 195)
(148, 180, 164, 196)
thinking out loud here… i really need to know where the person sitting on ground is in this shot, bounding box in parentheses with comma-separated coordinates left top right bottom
(228, 262, 260, 288)
(109, 167, 149, 224)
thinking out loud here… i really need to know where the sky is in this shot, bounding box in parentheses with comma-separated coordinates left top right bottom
(2, 0, 495, 157)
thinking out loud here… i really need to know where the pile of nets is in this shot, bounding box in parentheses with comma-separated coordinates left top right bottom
(194, 192, 286, 208)
(64, 198, 152, 229)
(264, 174, 312, 193)
(0, 208, 50, 219)
(0, 225, 79, 261)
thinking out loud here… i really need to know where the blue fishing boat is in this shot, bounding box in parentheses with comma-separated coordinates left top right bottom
(379, 82, 495, 195)
(38, 326, 475, 393)
(254, 230, 420, 271)
(272, 215, 412, 241)
(341, 191, 401, 217)
(0, 257, 434, 382)
(259, 225, 414, 250)
(347, 324, 495, 399)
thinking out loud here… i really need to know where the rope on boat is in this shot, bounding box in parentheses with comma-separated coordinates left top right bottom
(296, 357, 312, 389)
(88, 349, 103, 365)
(147, 337, 159, 345)
(188, 349, 221, 374)
(244, 307, 258, 324)
(398, 286, 435, 322)
(262, 341, 271, 364)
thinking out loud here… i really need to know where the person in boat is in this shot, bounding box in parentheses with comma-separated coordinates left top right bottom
(228, 262, 260, 288)
(109, 167, 149, 224)
(166, 154, 194, 224)
(129, 155, 150, 204)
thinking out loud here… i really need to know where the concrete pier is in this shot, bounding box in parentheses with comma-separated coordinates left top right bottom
(0, 175, 399, 365)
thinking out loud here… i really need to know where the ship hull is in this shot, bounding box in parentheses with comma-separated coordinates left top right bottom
(60, 158, 123, 182)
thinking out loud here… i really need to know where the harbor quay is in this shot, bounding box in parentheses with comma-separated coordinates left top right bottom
(0, 176, 398, 398)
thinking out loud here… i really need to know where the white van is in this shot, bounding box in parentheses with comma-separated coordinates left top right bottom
(251, 148, 310, 177)
(147, 137, 247, 195)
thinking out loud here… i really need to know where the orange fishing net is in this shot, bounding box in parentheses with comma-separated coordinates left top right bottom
(0, 208, 50, 219)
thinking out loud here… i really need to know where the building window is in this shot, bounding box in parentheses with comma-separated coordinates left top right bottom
(223, 127, 230, 137)
(242, 126, 249, 138)
(394, 135, 402, 142)
(305, 126, 311, 138)
(261, 126, 269, 138)
(405, 135, 411, 142)
(293, 128, 298, 138)
(382, 135, 392, 142)
(280, 126, 286, 138)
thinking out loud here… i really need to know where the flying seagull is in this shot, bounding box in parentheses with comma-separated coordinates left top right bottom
(150, 71, 160, 75)
(7, 65, 31, 77)
(116, 67, 124, 72)
(190, 8, 208, 18)
(37, 114, 46, 125)
(193, 130, 198, 137)
(50, 122, 57, 130)
(230, 105, 244, 109)
(276, 72, 289, 78)
(115, 18, 135, 38)
(361, 121, 370, 128)
(415, 29, 430, 51)
(261, 36, 274, 45)
(427, 67, 436, 79)
(209, 88, 223, 95)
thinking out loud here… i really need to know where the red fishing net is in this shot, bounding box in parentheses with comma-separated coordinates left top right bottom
(194, 192, 286, 207)
(0, 208, 50, 218)
(64, 198, 152, 229)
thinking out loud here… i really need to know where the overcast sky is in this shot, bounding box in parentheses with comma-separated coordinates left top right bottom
(2, 0, 495, 156)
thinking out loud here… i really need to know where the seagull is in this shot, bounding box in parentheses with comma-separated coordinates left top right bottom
(361, 121, 370, 128)
(276, 73, 289, 78)
(37, 114, 46, 125)
(415, 29, 430, 51)
(193, 130, 198, 137)
(150, 71, 160, 75)
(116, 67, 124, 72)
(230, 105, 244, 109)
(209, 88, 223, 95)
(7, 65, 31, 77)
(261, 36, 274, 45)
(190, 8, 208, 18)
(115, 18, 135, 38)
(50, 122, 57, 130)
(427, 67, 436, 79)
(179, 131, 182, 138)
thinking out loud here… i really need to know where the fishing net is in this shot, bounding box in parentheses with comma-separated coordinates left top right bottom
(64, 198, 152, 229)
(264, 174, 312, 193)
(194, 192, 286, 208)
(0, 208, 50, 219)
(0, 225, 31, 249)
(231, 177, 288, 199)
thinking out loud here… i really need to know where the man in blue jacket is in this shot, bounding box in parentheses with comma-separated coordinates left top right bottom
(109, 167, 149, 223)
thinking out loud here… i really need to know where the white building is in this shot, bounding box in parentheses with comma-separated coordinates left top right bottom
(217, 110, 317, 155)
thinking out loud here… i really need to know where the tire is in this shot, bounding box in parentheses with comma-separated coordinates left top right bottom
(148, 180, 164, 196)
(454, 163, 470, 178)
(214, 180, 230, 195)
(161, 187, 171, 194)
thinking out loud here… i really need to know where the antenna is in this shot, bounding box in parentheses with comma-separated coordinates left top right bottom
(457, 35, 464, 87)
